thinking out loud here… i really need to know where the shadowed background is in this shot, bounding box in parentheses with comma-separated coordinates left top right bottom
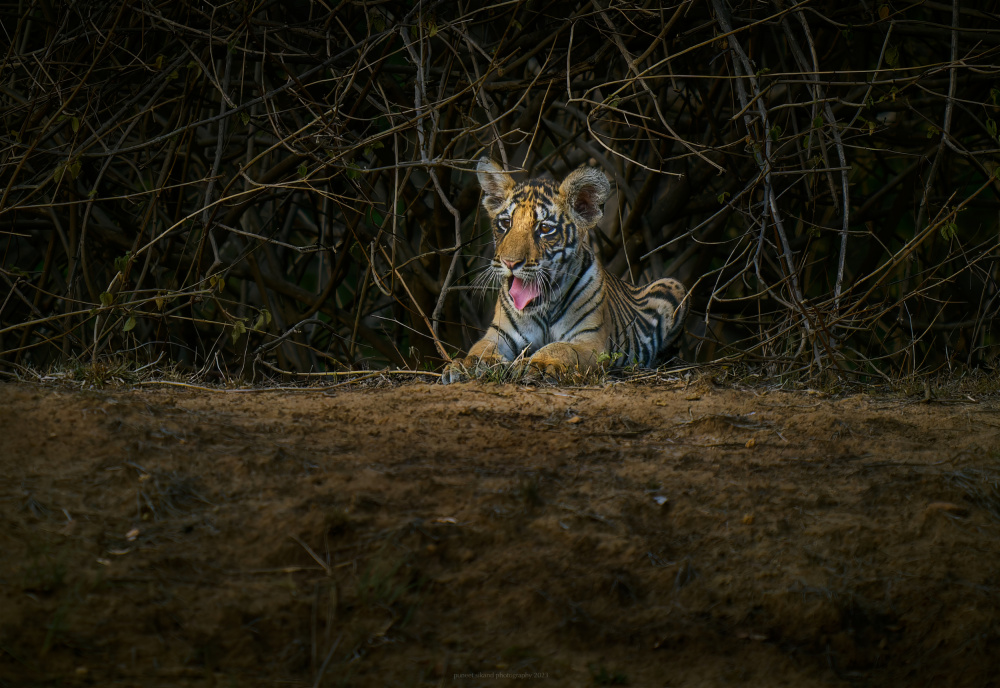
(2, 0, 998, 380)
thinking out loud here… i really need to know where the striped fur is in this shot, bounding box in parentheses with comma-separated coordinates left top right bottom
(441, 158, 687, 383)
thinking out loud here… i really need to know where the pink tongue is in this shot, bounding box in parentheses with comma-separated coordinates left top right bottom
(509, 277, 541, 310)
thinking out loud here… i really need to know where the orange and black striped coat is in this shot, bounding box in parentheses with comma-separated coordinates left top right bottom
(442, 158, 687, 382)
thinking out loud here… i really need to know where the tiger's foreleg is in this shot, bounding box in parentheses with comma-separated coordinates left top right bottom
(525, 339, 604, 380)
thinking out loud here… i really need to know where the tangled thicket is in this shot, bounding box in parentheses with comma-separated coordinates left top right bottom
(2, 0, 998, 380)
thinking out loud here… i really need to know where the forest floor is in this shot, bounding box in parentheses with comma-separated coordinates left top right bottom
(2, 372, 1000, 687)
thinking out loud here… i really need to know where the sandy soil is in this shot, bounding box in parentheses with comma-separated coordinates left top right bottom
(2, 376, 999, 687)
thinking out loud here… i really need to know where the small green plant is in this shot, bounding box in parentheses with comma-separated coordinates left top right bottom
(596, 351, 624, 367)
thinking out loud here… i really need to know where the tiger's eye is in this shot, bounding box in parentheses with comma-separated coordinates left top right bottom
(539, 220, 557, 235)
(497, 217, 511, 232)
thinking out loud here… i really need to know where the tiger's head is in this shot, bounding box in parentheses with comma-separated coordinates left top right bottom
(476, 157, 611, 312)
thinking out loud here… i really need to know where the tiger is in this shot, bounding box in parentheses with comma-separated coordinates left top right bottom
(441, 157, 688, 384)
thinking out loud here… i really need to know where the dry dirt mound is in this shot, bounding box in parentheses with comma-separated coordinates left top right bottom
(2, 379, 999, 687)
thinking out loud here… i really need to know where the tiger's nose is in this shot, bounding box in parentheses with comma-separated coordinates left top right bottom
(501, 258, 522, 270)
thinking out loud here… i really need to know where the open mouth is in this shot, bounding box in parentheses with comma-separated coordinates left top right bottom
(507, 276, 541, 311)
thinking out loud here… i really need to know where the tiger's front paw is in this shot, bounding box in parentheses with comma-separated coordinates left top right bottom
(525, 352, 569, 381)
(440, 361, 468, 385)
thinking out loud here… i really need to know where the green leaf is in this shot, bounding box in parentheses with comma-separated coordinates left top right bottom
(53, 157, 82, 183)
(123, 315, 137, 332)
(297, 163, 308, 179)
(230, 320, 247, 343)
(114, 251, 132, 274)
(427, 19, 437, 37)
(812, 116, 824, 129)
(717, 191, 730, 204)
(253, 308, 272, 331)
(71, 117, 80, 133)
(241, 111, 250, 125)
(885, 45, 899, 68)
(99, 292, 114, 307)
(940, 221, 958, 241)
(992, 87, 1000, 107)
(769, 125, 782, 142)
(987, 118, 998, 141)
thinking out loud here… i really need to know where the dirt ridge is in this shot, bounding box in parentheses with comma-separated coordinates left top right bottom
(2, 380, 999, 687)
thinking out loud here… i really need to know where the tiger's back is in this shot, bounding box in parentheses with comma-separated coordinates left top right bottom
(603, 272, 689, 367)
(441, 158, 687, 383)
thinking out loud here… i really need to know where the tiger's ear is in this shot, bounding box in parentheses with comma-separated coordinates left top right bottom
(559, 166, 611, 228)
(477, 157, 515, 217)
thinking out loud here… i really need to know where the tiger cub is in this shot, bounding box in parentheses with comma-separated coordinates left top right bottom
(441, 157, 687, 384)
